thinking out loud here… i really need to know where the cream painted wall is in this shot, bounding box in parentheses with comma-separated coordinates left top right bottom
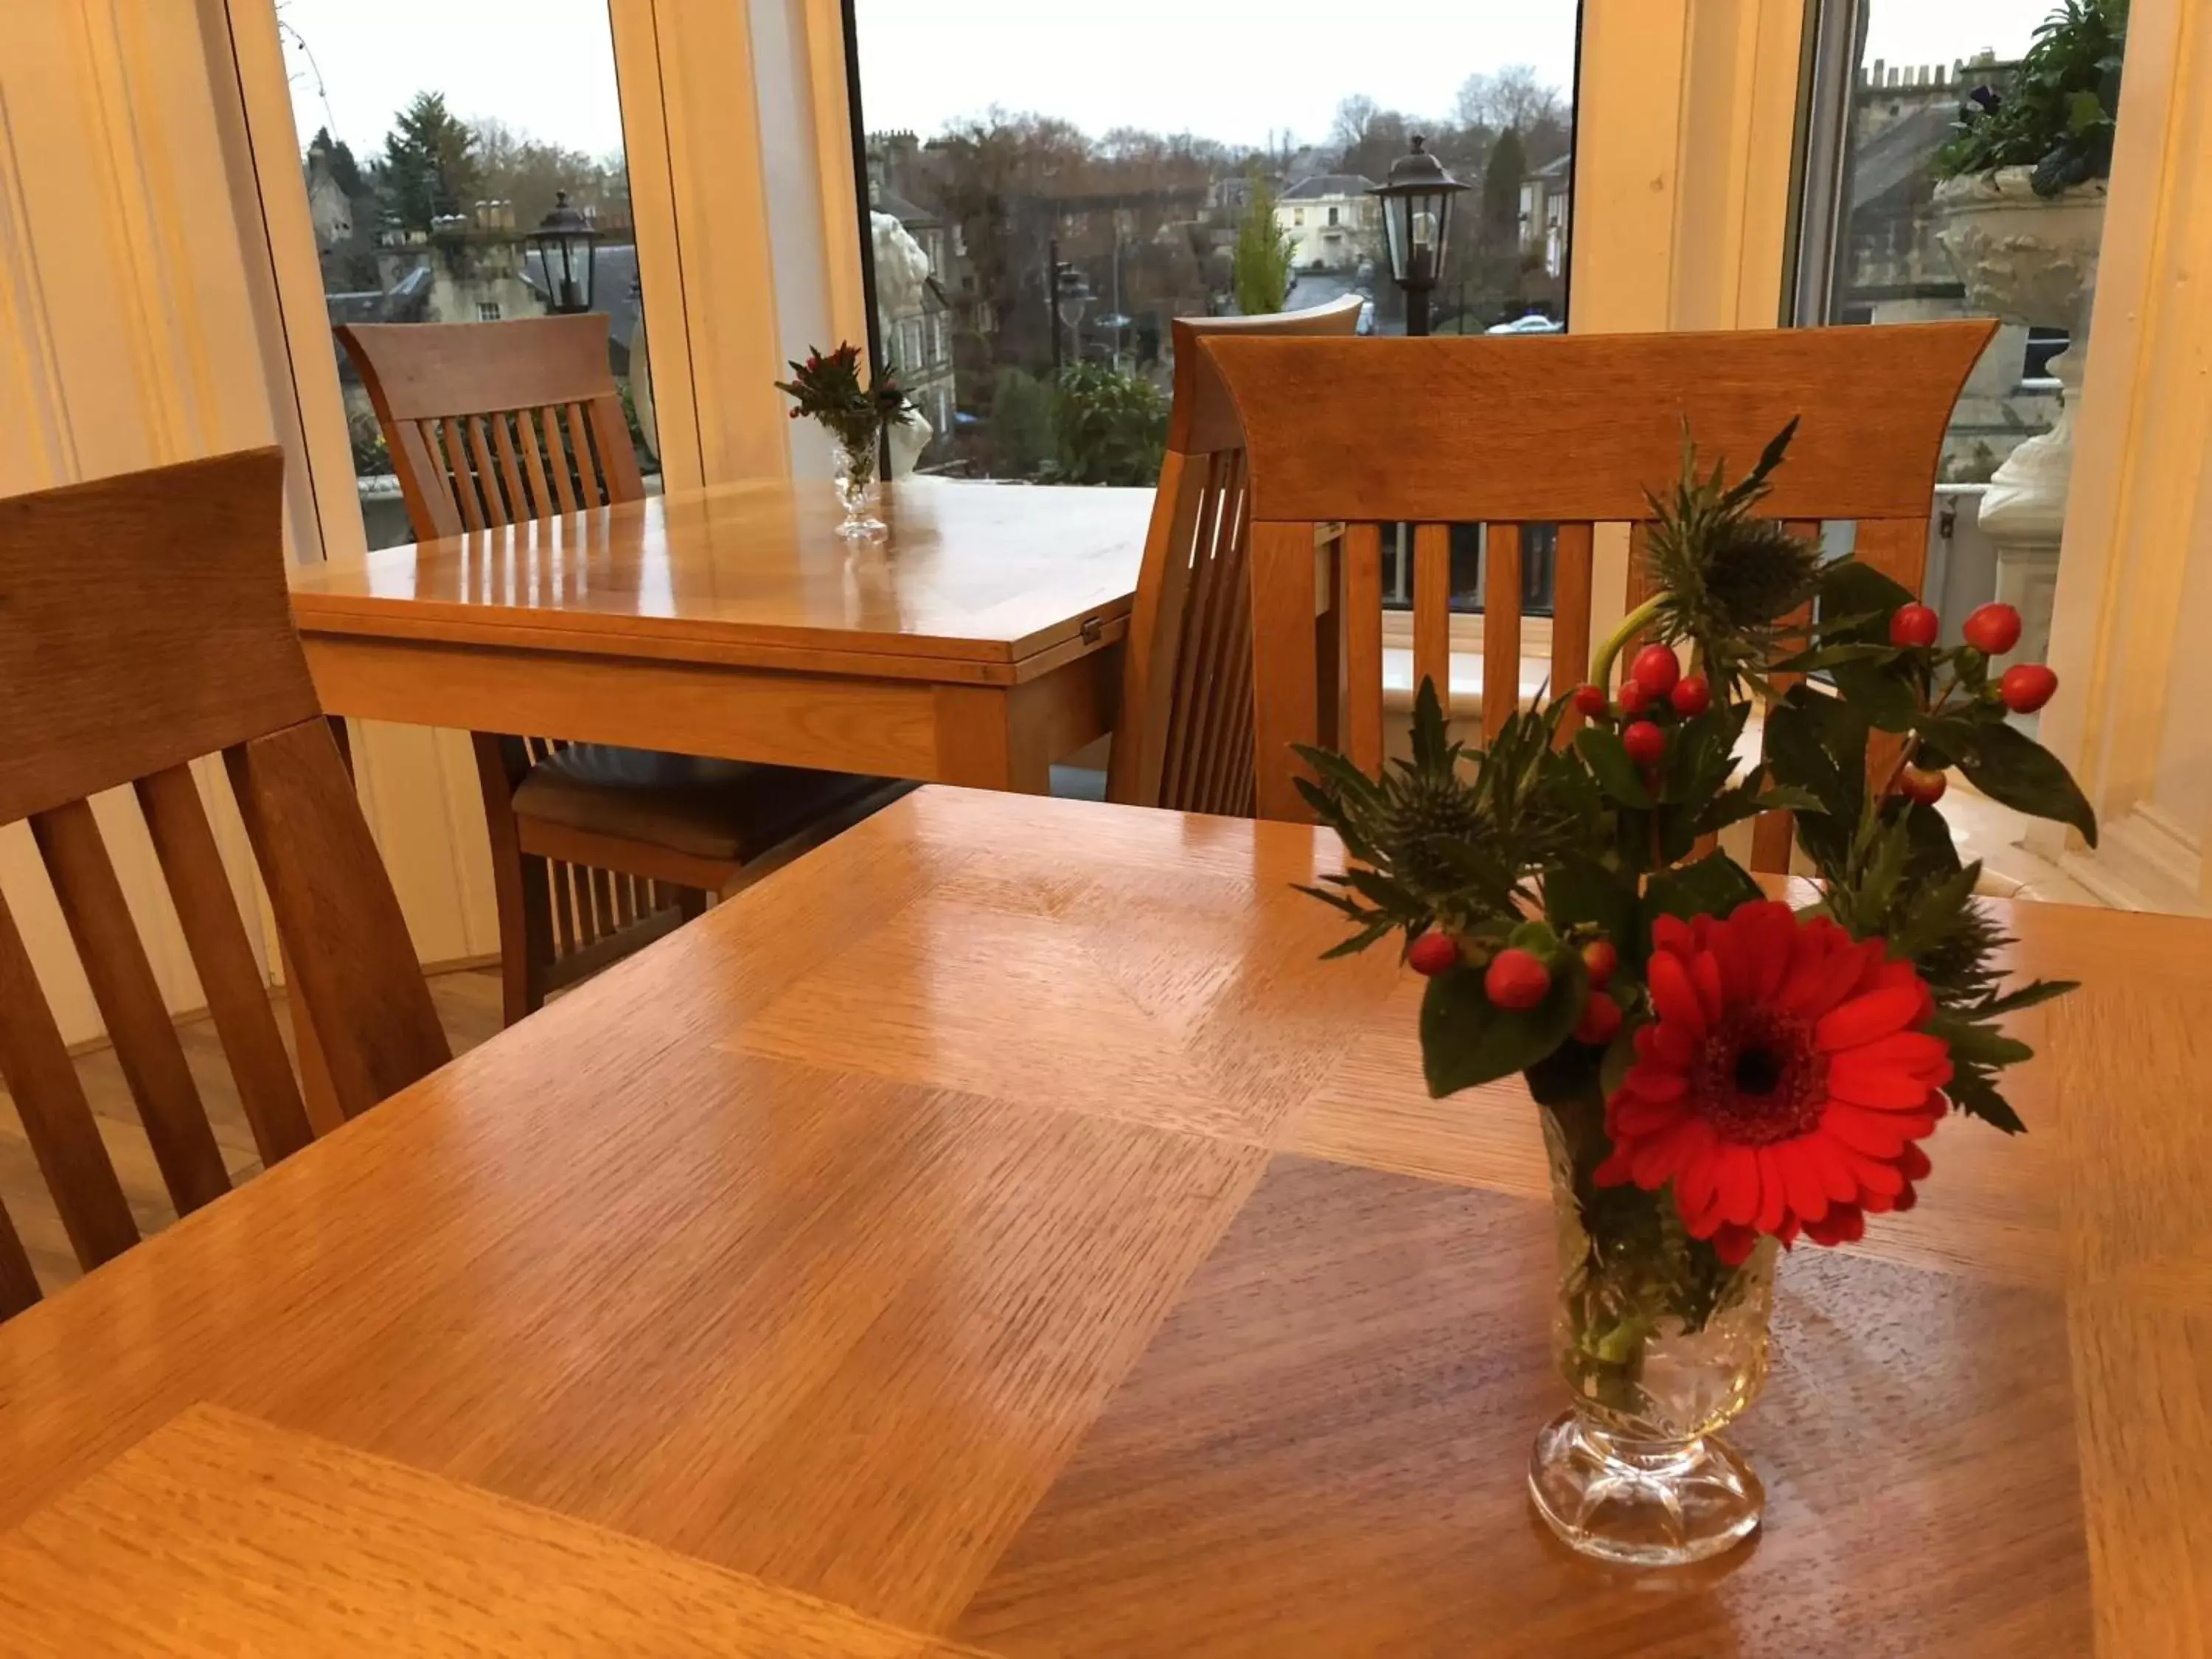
(0, 1, 288, 1046)
(1566, 0, 1806, 661)
(1, 0, 507, 1047)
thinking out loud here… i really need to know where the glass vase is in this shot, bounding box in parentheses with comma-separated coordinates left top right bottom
(831, 434, 886, 540)
(1528, 1096, 1776, 1566)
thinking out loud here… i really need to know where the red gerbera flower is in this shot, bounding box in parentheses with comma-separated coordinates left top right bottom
(1595, 900, 1952, 1264)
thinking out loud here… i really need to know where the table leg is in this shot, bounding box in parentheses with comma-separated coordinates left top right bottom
(932, 651, 1121, 796)
(932, 685, 1049, 793)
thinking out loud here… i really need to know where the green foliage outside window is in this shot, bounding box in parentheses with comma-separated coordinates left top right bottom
(1936, 0, 2127, 195)
(988, 366, 1055, 479)
(1231, 168, 1297, 318)
(1046, 361, 1167, 488)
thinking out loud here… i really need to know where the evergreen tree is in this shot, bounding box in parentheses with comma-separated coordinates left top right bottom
(1481, 128, 1527, 255)
(381, 91, 478, 232)
(1231, 168, 1296, 316)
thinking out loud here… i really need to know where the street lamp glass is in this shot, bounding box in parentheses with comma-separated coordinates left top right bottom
(1372, 137, 1467, 290)
(531, 190, 599, 314)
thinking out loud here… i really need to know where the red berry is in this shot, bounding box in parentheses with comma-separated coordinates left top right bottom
(1898, 764, 1948, 805)
(1406, 932, 1459, 978)
(1889, 604, 1940, 648)
(2000, 662, 2058, 714)
(1484, 947, 1552, 1011)
(1615, 678, 1649, 716)
(1630, 644, 1681, 698)
(1573, 992, 1622, 1046)
(1572, 684, 1610, 719)
(1622, 720, 1667, 768)
(1580, 938, 1618, 989)
(1669, 674, 1711, 717)
(1963, 602, 2023, 657)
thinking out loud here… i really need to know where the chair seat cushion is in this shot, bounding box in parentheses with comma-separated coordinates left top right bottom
(511, 745, 890, 863)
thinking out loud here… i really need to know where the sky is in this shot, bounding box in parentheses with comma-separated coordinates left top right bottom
(279, 0, 2054, 165)
(277, 0, 630, 159)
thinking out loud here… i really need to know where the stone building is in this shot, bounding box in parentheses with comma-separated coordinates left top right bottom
(1276, 174, 1379, 274)
(1836, 56, 2057, 481)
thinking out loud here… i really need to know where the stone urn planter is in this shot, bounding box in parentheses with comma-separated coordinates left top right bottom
(1931, 167, 2108, 664)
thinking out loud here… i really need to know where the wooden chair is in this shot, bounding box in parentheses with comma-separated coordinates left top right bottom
(1102, 293, 1366, 814)
(1194, 320, 1997, 867)
(0, 449, 451, 1320)
(337, 316, 900, 1025)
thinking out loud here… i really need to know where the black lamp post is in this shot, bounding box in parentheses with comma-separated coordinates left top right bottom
(1055, 262, 1093, 366)
(1371, 136, 1468, 337)
(531, 190, 599, 315)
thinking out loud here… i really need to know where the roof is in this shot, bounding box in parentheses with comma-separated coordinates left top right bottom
(1528, 153, 1572, 181)
(1281, 174, 1377, 202)
(872, 188, 942, 229)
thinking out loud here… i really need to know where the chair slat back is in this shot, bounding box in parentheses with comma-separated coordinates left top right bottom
(337, 316, 644, 538)
(0, 451, 451, 1315)
(1107, 295, 1365, 813)
(1197, 321, 1995, 858)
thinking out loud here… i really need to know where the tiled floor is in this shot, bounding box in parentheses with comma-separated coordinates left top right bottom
(1, 970, 506, 1300)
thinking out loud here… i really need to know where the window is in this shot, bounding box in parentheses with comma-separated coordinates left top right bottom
(276, 0, 656, 549)
(847, 3, 1581, 481)
(1790, 0, 2126, 665)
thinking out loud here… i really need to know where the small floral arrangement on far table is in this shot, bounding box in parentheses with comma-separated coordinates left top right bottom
(775, 342, 914, 538)
(1298, 420, 2095, 1568)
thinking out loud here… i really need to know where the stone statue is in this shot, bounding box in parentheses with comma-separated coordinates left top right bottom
(871, 209, 933, 478)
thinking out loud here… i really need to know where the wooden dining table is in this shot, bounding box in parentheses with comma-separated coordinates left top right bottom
(0, 787, 2205, 1655)
(287, 476, 1154, 791)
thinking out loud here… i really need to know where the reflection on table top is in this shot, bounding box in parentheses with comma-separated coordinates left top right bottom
(0, 788, 2205, 1655)
(288, 476, 1155, 667)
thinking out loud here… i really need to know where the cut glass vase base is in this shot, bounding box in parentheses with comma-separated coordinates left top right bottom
(1527, 1407, 1764, 1567)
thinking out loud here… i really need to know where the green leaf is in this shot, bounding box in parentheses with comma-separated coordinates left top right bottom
(2067, 87, 2106, 133)
(1524, 1040, 1604, 1108)
(1947, 1066, 2028, 1135)
(1719, 417, 1798, 512)
(1819, 560, 1916, 639)
(1408, 676, 1453, 772)
(1575, 727, 1652, 808)
(1979, 977, 2078, 1016)
(1766, 642, 1899, 674)
(1318, 916, 1399, 960)
(1927, 1012, 2035, 1068)
(1761, 693, 1858, 821)
(1947, 720, 2100, 845)
(1419, 958, 1587, 1097)
(1543, 854, 1640, 951)
(1643, 852, 1762, 930)
(1828, 656, 1921, 731)
(1897, 796, 1964, 880)
(1891, 860, 1980, 960)
(1660, 703, 1750, 805)
(1599, 1021, 1639, 1101)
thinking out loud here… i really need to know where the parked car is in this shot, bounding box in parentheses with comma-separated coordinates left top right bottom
(1486, 313, 1565, 335)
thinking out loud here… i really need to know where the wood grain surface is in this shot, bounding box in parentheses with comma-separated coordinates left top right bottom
(0, 1403, 988, 1658)
(0, 787, 2201, 1655)
(288, 475, 1150, 677)
(290, 477, 1145, 792)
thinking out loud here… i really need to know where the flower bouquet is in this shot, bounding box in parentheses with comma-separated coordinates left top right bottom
(774, 343, 914, 538)
(1298, 422, 2096, 1566)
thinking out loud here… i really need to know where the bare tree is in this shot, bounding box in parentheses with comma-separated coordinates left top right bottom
(1453, 66, 1566, 136)
(1330, 94, 1384, 153)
